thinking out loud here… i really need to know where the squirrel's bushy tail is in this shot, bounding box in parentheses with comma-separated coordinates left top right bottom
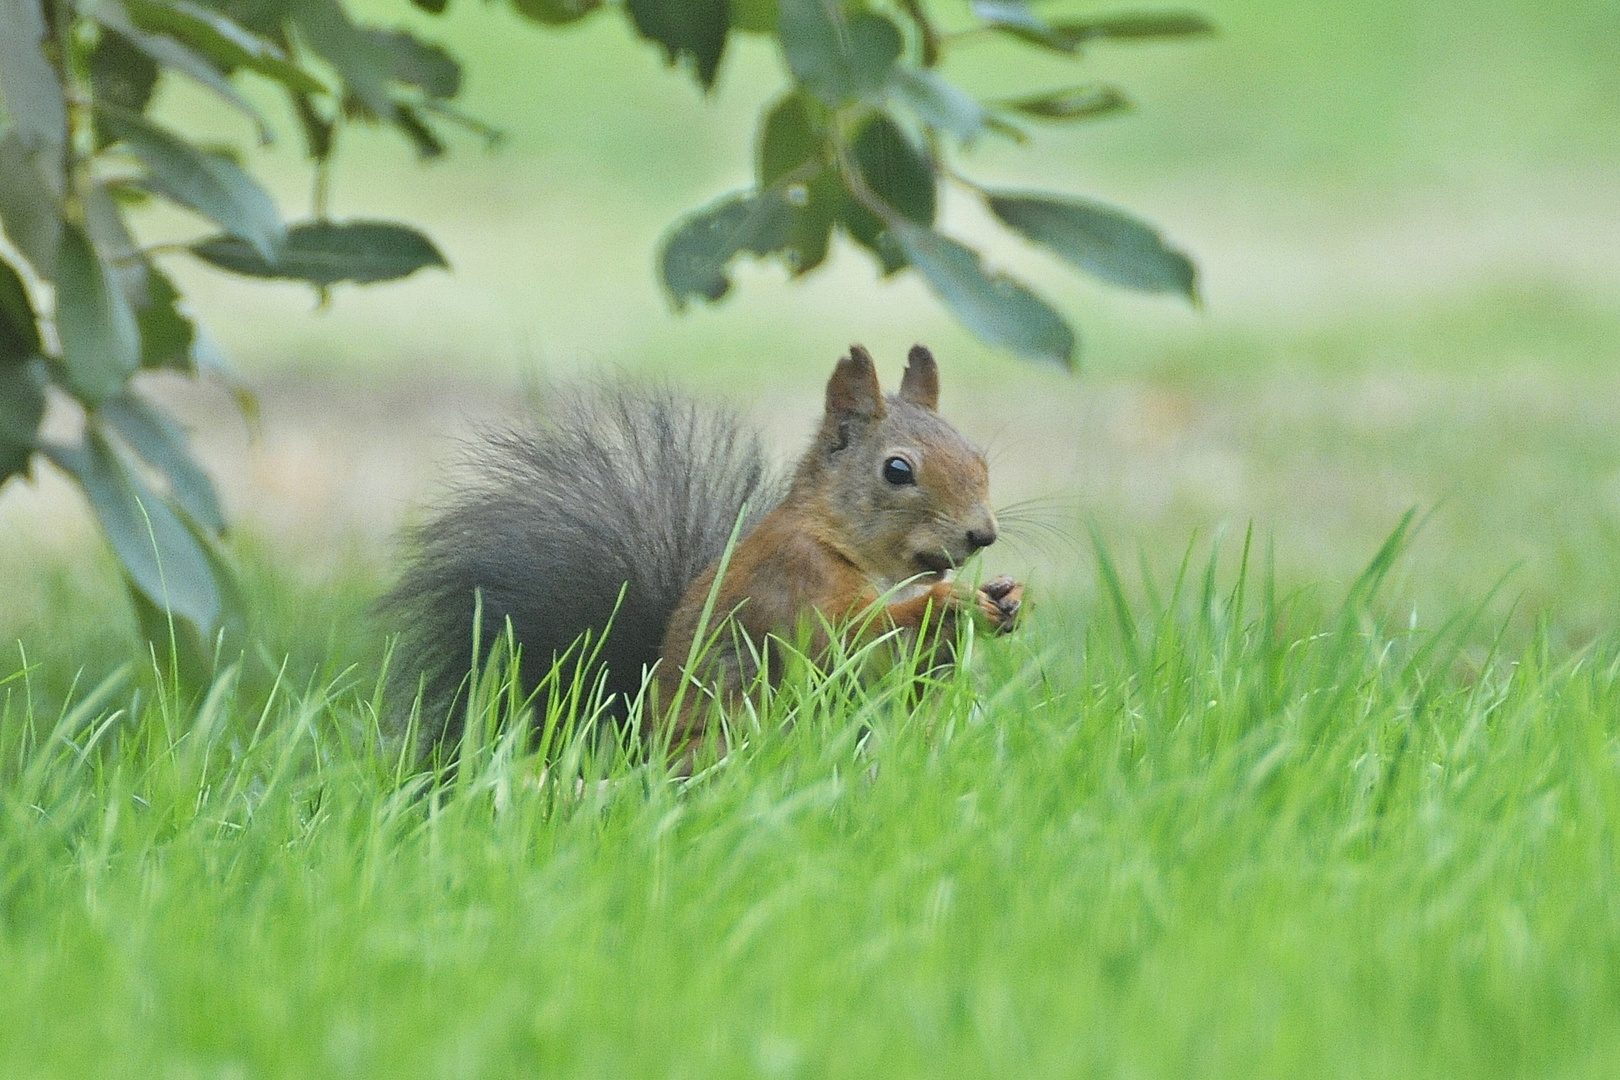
(381, 382, 781, 748)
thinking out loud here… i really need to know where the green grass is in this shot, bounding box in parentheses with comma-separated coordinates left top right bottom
(5, 530, 1620, 1078)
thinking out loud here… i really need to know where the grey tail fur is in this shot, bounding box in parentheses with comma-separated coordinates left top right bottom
(380, 382, 782, 750)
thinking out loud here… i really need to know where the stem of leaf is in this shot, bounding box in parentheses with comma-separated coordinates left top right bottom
(53, 0, 86, 222)
(120, 243, 197, 264)
(897, 0, 942, 67)
(941, 164, 988, 198)
(417, 97, 507, 151)
(313, 159, 332, 221)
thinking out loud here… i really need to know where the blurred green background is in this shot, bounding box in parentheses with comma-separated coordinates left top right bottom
(3, 0, 1619, 645)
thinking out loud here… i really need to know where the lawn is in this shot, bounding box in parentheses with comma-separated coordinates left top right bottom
(5, 532, 1619, 1078)
(2, 0, 1619, 1073)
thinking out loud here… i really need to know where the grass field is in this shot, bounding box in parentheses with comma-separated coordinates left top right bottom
(3, 0, 1620, 1073)
(6, 531, 1620, 1078)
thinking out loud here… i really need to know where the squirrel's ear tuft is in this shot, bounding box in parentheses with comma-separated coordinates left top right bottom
(826, 345, 886, 422)
(900, 345, 940, 411)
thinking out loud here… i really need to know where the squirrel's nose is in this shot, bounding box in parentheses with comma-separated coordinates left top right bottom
(966, 526, 997, 552)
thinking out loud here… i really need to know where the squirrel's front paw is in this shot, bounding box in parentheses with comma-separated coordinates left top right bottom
(976, 575, 1025, 634)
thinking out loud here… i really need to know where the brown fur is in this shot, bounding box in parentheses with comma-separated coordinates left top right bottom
(654, 344, 1024, 751)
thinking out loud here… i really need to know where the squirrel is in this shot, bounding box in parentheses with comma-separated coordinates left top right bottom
(382, 344, 1024, 756)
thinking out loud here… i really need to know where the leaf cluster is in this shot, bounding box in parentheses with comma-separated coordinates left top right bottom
(0, 0, 452, 668)
(621, 0, 1211, 367)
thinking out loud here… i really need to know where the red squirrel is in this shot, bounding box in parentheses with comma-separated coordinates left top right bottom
(385, 344, 1022, 755)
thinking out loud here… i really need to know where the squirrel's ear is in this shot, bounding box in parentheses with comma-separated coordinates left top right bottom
(899, 344, 939, 411)
(825, 345, 886, 422)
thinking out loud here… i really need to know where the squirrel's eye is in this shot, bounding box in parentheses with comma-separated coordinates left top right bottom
(882, 456, 915, 486)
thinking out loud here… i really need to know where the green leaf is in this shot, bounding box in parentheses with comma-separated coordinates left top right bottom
(840, 113, 934, 274)
(188, 325, 254, 428)
(969, 0, 1070, 51)
(88, 0, 272, 141)
(757, 92, 823, 187)
(123, 0, 261, 59)
(47, 431, 222, 634)
(965, 1, 1211, 52)
(412, 0, 450, 12)
(127, 581, 216, 685)
(291, 92, 335, 161)
(56, 223, 141, 403)
(82, 181, 150, 309)
(191, 219, 448, 286)
(781, 168, 838, 276)
(1050, 12, 1216, 44)
(0, 129, 63, 278)
(101, 108, 285, 261)
(90, 29, 161, 149)
(660, 190, 794, 307)
(973, 2, 1213, 52)
(891, 220, 1075, 367)
(840, 204, 903, 274)
(360, 28, 461, 99)
(0, 255, 42, 362)
(286, 0, 396, 121)
(971, 0, 1054, 36)
(415, 97, 505, 150)
(730, 0, 776, 32)
(0, 133, 63, 280)
(0, 440, 32, 487)
(121, 0, 327, 95)
(778, 0, 901, 105)
(189, 322, 230, 373)
(133, 264, 195, 371)
(848, 115, 934, 225)
(988, 192, 1197, 301)
(756, 93, 836, 275)
(126, 512, 245, 682)
(189, 0, 278, 36)
(627, 0, 730, 90)
(887, 68, 990, 142)
(0, 0, 68, 154)
(510, 0, 600, 24)
(994, 85, 1131, 122)
(100, 390, 226, 535)
(391, 105, 446, 160)
(0, 359, 46, 486)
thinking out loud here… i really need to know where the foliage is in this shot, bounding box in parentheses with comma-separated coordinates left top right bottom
(4, 534, 1620, 1076)
(0, 0, 1207, 667)
(621, 0, 1210, 368)
(0, 0, 454, 666)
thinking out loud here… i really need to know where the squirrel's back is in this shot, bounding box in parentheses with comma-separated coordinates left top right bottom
(381, 382, 781, 746)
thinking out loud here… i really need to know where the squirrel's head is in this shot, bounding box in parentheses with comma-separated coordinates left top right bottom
(801, 344, 998, 586)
